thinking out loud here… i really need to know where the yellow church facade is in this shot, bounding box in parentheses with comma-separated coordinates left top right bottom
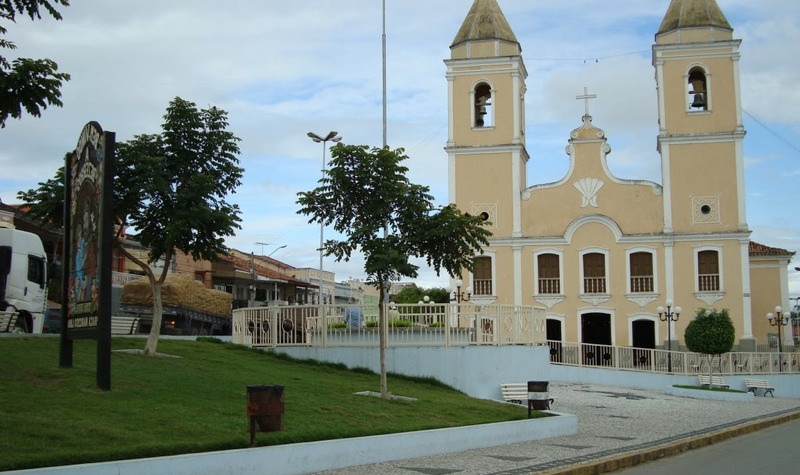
(447, 0, 794, 353)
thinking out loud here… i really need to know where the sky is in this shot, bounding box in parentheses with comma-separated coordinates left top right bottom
(1, 0, 798, 298)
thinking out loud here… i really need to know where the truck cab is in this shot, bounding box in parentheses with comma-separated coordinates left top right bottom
(0, 227, 48, 333)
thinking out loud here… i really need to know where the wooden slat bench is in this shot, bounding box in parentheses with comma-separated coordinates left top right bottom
(697, 374, 729, 389)
(111, 316, 140, 335)
(745, 378, 775, 397)
(500, 382, 528, 405)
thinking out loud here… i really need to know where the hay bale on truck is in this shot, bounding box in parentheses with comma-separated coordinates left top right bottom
(120, 274, 232, 335)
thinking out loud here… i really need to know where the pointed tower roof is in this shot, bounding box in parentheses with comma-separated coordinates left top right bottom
(657, 0, 732, 35)
(451, 0, 519, 49)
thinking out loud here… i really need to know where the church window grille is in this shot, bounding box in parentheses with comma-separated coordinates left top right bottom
(472, 256, 493, 295)
(537, 253, 560, 294)
(629, 252, 654, 293)
(697, 250, 720, 291)
(583, 253, 606, 294)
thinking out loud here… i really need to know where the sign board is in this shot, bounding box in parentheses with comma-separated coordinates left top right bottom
(60, 122, 115, 390)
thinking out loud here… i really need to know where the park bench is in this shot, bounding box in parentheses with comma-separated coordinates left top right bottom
(111, 316, 140, 335)
(501, 381, 554, 417)
(500, 382, 527, 404)
(745, 378, 775, 397)
(697, 374, 729, 388)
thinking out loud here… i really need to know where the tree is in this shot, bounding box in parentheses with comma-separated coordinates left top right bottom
(684, 308, 735, 385)
(18, 97, 243, 355)
(297, 144, 491, 397)
(1, 0, 71, 127)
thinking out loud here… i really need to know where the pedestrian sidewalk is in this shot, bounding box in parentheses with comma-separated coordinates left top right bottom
(310, 382, 800, 475)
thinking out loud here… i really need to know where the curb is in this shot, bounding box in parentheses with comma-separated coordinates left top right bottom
(540, 410, 800, 475)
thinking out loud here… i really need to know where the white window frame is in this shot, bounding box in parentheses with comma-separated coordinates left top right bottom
(579, 247, 610, 295)
(534, 249, 564, 297)
(469, 250, 496, 298)
(685, 63, 712, 113)
(625, 247, 658, 294)
(471, 79, 496, 130)
(693, 244, 724, 293)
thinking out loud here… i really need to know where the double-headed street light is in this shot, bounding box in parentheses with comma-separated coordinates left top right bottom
(766, 306, 791, 371)
(307, 131, 341, 315)
(657, 300, 681, 373)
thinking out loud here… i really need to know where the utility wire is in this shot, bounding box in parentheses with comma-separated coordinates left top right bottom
(743, 109, 800, 155)
(525, 50, 649, 63)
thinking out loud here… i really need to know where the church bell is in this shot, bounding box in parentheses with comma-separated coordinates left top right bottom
(690, 92, 706, 109)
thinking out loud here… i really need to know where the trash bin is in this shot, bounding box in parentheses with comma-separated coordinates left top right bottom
(247, 385, 284, 445)
(527, 380, 552, 417)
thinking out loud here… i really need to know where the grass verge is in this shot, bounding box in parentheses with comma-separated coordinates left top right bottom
(0, 337, 536, 471)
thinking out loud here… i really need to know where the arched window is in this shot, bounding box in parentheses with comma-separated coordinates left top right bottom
(697, 250, 720, 291)
(472, 255, 493, 295)
(687, 66, 708, 111)
(474, 82, 492, 128)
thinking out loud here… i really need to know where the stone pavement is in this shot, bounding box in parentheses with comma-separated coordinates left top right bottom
(310, 382, 800, 475)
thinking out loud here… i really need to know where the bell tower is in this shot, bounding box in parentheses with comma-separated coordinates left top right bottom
(653, 0, 754, 349)
(446, 0, 528, 241)
(654, 0, 746, 235)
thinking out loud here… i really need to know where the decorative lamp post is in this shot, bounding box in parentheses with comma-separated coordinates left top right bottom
(450, 279, 472, 304)
(450, 279, 473, 338)
(657, 300, 681, 373)
(766, 306, 791, 371)
(307, 131, 341, 320)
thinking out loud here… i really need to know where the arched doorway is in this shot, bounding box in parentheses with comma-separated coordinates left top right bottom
(582, 313, 612, 366)
(631, 319, 656, 368)
(546, 318, 563, 362)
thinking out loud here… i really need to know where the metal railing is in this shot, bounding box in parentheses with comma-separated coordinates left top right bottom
(629, 276, 653, 293)
(583, 277, 606, 294)
(547, 340, 800, 375)
(538, 278, 560, 294)
(232, 303, 546, 348)
(698, 274, 720, 291)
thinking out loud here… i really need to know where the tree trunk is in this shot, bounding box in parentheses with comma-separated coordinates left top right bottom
(143, 279, 163, 355)
(378, 275, 388, 398)
(707, 354, 714, 387)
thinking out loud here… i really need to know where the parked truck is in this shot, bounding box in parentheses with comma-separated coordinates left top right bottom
(0, 226, 47, 333)
(119, 273, 232, 335)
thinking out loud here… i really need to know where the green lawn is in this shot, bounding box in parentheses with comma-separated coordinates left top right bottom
(0, 337, 532, 471)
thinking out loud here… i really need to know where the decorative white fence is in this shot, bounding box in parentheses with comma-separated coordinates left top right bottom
(547, 341, 800, 375)
(232, 303, 547, 348)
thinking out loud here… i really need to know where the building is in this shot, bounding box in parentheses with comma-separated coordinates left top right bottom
(448, 0, 794, 352)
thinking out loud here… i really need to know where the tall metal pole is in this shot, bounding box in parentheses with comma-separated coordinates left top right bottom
(382, 0, 387, 149)
(307, 131, 341, 333)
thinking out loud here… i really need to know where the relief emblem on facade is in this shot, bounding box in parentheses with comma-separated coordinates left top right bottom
(574, 178, 604, 208)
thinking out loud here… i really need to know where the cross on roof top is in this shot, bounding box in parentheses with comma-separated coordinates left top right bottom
(576, 87, 597, 116)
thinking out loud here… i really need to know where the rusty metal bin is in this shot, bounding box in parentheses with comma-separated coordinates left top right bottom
(527, 381, 553, 417)
(247, 385, 284, 445)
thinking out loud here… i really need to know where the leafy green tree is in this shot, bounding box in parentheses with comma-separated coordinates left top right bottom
(392, 285, 422, 304)
(297, 144, 491, 397)
(1, 0, 71, 127)
(684, 308, 735, 384)
(18, 97, 243, 355)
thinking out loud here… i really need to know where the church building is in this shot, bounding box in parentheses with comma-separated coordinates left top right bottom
(447, 0, 794, 352)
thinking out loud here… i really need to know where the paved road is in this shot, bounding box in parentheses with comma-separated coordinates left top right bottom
(310, 382, 800, 475)
(615, 418, 800, 474)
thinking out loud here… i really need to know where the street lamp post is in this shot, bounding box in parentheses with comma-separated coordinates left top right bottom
(766, 306, 791, 371)
(657, 300, 681, 373)
(307, 131, 342, 322)
(450, 279, 473, 338)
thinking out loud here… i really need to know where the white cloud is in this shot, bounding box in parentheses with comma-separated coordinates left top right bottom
(2, 0, 798, 290)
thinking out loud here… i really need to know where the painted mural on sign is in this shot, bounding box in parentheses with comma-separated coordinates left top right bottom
(67, 122, 106, 329)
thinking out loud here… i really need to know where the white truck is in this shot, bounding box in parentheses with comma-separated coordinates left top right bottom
(0, 226, 48, 333)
